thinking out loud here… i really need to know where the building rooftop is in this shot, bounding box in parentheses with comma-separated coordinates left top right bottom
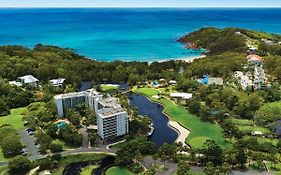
(247, 54, 263, 62)
(208, 77, 224, 85)
(9, 81, 23, 87)
(170, 92, 192, 99)
(54, 89, 98, 99)
(18, 75, 39, 84)
(50, 78, 65, 86)
(97, 97, 126, 117)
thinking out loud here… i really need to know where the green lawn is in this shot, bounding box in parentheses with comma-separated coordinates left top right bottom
(106, 166, 134, 175)
(0, 107, 27, 162)
(237, 126, 272, 134)
(100, 84, 119, 91)
(133, 87, 229, 149)
(0, 107, 27, 131)
(243, 136, 280, 146)
(80, 165, 99, 175)
(0, 166, 8, 174)
(52, 139, 78, 150)
(225, 118, 255, 126)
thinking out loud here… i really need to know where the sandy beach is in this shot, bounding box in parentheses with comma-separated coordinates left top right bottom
(151, 54, 206, 64)
(168, 121, 190, 147)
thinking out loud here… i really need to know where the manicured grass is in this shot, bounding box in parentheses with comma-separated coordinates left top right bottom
(243, 136, 280, 146)
(61, 153, 107, 165)
(0, 107, 27, 131)
(100, 84, 119, 91)
(106, 166, 134, 175)
(0, 166, 8, 174)
(80, 165, 99, 175)
(52, 139, 78, 150)
(225, 118, 255, 126)
(191, 171, 206, 175)
(133, 87, 229, 149)
(237, 126, 272, 134)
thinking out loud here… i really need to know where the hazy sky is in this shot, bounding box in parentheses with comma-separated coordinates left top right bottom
(1, 0, 281, 8)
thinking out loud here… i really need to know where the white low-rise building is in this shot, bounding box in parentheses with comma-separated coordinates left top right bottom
(95, 97, 129, 139)
(18, 75, 39, 87)
(170, 92, 192, 100)
(9, 81, 23, 87)
(50, 78, 66, 88)
(254, 65, 268, 90)
(169, 80, 177, 85)
(234, 71, 253, 90)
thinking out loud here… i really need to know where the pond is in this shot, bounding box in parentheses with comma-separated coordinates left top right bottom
(79, 81, 130, 92)
(63, 156, 115, 175)
(128, 93, 178, 147)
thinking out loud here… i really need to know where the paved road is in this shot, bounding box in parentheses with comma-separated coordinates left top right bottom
(79, 127, 90, 149)
(61, 147, 115, 156)
(18, 129, 45, 161)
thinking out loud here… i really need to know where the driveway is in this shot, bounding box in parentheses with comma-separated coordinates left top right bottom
(18, 129, 45, 160)
(79, 127, 89, 149)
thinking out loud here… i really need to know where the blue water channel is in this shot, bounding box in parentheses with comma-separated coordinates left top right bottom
(128, 94, 178, 147)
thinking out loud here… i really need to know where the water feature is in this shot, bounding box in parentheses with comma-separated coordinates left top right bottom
(128, 93, 178, 147)
(63, 156, 115, 175)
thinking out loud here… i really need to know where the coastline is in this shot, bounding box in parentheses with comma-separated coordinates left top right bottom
(152, 54, 206, 64)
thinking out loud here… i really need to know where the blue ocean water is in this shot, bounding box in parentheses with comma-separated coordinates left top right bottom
(1, 8, 281, 61)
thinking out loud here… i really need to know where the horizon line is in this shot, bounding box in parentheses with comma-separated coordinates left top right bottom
(1, 6, 281, 9)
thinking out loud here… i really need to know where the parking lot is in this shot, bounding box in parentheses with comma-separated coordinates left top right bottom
(18, 129, 45, 160)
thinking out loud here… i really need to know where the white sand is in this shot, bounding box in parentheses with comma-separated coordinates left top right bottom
(168, 121, 190, 147)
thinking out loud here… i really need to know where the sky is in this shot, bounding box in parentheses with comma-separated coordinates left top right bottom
(1, 0, 281, 8)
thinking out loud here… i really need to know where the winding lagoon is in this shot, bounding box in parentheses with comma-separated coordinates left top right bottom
(129, 94, 178, 147)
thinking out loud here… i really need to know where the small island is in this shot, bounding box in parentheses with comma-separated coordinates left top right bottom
(0, 27, 281, 175)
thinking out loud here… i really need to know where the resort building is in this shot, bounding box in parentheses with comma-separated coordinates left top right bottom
(254, 65, 268, 90)
(54, 89, 99, 117)
(246, 54, 263, 65)
(50, 78, 66, 88)
(198, 75, 223, 86)
(169, 80, 177, 85)
(234, 71, 253, 90)
(170, 92, 192, 100)
(9, 81, 23, 87)
(95, 97, 129, 140)
(208, 77, 224, 85)
(18, 75, 39, 87)
(54, 89, 129, 139)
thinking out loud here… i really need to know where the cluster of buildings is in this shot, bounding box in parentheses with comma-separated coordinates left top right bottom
(234, 54, 268, 90)
(8, 74, 66, 89)
(54, 89, 129, 140)
(9, 75, 39, 87)
(197, 75, 224, 86)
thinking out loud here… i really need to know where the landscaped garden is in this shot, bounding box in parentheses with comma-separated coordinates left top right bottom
(51, 153, 107, 175)
(100, 84, 120, 91)
(106, 166, 134, 175)
(133, 87, 229, 149)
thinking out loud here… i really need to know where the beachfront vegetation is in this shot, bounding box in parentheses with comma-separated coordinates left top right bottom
(0, 27, 281, 174)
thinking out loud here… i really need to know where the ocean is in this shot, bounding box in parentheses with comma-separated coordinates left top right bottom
(1, 8, 281, 62)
